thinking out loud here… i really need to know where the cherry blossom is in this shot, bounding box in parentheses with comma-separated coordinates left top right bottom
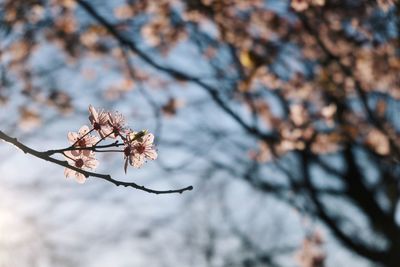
(64, 151, 99, 184)
(296, 231, 326, 267)
(291, 0, 309, 11)
(291, 0, 324, 11)
(312, 0, 325, 6)
(108, 111, 126, 138)
(365, 129, 390, 156)
(290, 104, 308, 126)
(67, 125, 99, 156)
(88, 105, 112, 138)
(124, 132, 157, 171)
(68, 107, 158, 175)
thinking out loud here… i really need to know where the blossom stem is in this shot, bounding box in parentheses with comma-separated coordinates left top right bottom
(44, 142, 124, 155)
(94, 149, 124, 153)
(62, 151, 77, 162)
(94, 131, 114, 146)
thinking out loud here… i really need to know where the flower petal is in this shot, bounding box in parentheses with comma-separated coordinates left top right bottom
(75, 172, 86, 184)
(71, 150, 81, 157)
(64, 168, 73, 178)
(130, 154, 144, 168)
(78, 125, 90, 136)
(144, 133, 154, 145)
(100, 126, 113, 138)
(84, 158, 99, 169)
(89, 105, 98, 122)
(145, 149, 158, 160)
(67, 132, 79, 144)
(98, 112, 110, 125)
(82, 150, 91, 157)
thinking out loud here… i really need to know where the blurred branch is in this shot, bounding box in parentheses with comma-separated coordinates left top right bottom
(0, 130, 193, 194)
(300, 148, 387, 263)
(298, 13, 400, 160)
(119, 47, 163, 144)
(75, 0, 278, 145)
(341, 146, 400, 243)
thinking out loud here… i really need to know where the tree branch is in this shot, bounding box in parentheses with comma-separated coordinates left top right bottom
(44, 141, 125, 155)
(75, 0, 277, 145)
(0, 130, 193, 195)
(300, 149, 387, 263)
(298, 13, 400, 160)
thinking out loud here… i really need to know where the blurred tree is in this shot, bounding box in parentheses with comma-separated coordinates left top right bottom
(0, 0, 399, 266)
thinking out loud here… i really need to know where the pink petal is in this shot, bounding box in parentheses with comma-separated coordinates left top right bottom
(71, 150, 81, 157)
(98, 112, 110, 125)
(99, 126, 112, 138)
(82, 150, 91, 157)
(78, 125, 90, 136)
(89, 105, 98, 121)
(67, 132, 78, 144)
(130, 154, 144, 168)
(85, 158, 98, 169)
(75, 172, 86, 184)
(144, 133, 154, 145)
(108, 112, 114, 122)
(64, 168, 73, 178)
(145, 149, 158, 160)
(86, 135, 100, 146)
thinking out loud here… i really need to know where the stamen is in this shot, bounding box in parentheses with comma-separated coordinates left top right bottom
(75, 158, 84, 168)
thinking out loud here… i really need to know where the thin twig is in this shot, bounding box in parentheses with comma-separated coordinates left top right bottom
(70, 128, 94, 148)
(94, 131, 113, 146)
(44, 141, 124, 155)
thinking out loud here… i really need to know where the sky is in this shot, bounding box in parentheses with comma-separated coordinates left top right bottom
(0, 1, 384, 266)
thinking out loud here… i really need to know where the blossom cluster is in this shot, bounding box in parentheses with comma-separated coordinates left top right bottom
(64, 105, 157, 183)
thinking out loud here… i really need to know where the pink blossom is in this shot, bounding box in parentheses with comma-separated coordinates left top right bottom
(291, 0, 309, 11)
(67, 125, 99, 156)
(123, 132, 157, 171)
(108, 111, 126, 138)
(64, 151, 99, 184)
(88, 105, 112, 138)
(296, 231, 326, 267)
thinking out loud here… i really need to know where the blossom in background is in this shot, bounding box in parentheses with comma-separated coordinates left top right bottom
(291, 0, 309, 11)
(290, 103, 308, 126)
(291, 0, 325, 11)
(67, 125, 99, 156)
(64, 151, 99, 184)
(312, 0, 325, 6)
(321, 103, 337, 127)
(108, 111, 126, 138)
(377, 0, 396, 12)
(88, 105, 112, 138)
(124, 132, 157, 171)
(365, 128, 390, 156)
(296, 231, 325, 267)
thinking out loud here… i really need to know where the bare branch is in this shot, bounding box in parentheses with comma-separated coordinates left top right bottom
(0, 130, 193, 195)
